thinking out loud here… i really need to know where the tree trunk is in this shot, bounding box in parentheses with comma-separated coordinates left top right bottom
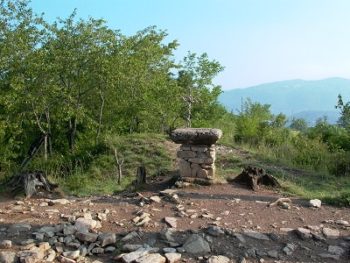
(68, 117, 77, 152)
(96, 90, 105, 144)
(233, 166, 280, 191)
(8, 171, 58, 198)
(136, 166, 147, 185)
(113, 148, 124, 185)
(44, 134, 48, 161)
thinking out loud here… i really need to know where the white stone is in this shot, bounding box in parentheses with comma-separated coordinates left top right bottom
(322, 227, 340, 238)
(309, 199, 321, 208)
(165, 252, 182, 263)
(207, 255, 230, 263)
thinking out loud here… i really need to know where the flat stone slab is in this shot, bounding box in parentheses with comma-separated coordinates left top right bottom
(170, 128, 222, 145)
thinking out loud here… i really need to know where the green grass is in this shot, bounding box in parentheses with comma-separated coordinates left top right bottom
(216, 142, 350, 206)
(58, 133, 173, 196)
(6, 133, 174, 197)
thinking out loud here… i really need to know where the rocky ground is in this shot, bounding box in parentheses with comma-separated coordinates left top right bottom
(0, 179, 349, 263)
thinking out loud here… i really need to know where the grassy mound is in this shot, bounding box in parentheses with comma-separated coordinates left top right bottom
(47, 133, 174, 196)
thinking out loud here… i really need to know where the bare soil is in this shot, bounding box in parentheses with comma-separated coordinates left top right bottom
(0, 178, 349, 262)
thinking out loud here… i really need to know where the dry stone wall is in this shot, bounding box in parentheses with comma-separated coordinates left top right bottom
(170, 128, 222, 182)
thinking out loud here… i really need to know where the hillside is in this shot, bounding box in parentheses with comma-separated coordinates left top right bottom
(219, 77, 350, 124)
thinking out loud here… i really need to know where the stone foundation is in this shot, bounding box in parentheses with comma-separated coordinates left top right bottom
(170, 128, 222, 182)
(178, 144, 216, 180)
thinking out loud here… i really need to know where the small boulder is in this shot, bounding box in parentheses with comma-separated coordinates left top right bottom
(309, 199, 321, 208)
(165, 252, 181, 263)
(207, 255, 230, 263)
(243, 230, 270, 241)
(206, 226, 224, 237)
(62, 250, 80, 260)
(328, 245, 344, 256)
(98, 232, 116, 247)
(295, 227, 312, 240)
(0, 251, 17, 263)
(135, 253, 166, 263)
(182, 234, 211, 254)
(75, 232, 98, 243)
(322, 227, 340, 239)
(0, 240, 12, 249)
(48, 199, 70, 205)
(164, 217, 177, 228)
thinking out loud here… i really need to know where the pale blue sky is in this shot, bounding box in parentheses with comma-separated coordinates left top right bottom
(29, 0, 350, 90)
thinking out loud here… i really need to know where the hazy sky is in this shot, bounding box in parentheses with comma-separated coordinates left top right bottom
(29, 0, 350, 90)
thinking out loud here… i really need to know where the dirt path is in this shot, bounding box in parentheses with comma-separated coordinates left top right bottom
(0, 180, 349, 263)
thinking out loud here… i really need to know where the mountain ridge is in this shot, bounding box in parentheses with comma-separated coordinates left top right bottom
(219, 77, 350, 124)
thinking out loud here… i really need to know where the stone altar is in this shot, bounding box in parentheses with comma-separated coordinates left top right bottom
(170, 128, 222, 183)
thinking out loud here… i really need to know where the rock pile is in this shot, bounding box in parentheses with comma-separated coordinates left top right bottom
(170, 128, 222, 183)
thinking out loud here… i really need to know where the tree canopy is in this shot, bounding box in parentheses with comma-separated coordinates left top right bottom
(0, 0, 225, 172)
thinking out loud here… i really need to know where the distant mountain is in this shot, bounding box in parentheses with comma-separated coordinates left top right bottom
(219, 77, 350, 125)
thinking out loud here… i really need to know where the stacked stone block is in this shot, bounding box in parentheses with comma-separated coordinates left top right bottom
(178, 144, 216, 180)
(170, 128, 222, 182)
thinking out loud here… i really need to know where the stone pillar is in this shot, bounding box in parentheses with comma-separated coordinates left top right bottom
(170, 128, 222, 183)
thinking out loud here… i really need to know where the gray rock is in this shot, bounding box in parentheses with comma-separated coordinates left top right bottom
(119, 249, 149, 263)
(182, 234, 211, 254)
(163, 248, 177, 253)
(283, 243, 295, 256)
(335, 220, 349, 226)
(161, 228, 176, 243)
(170, 128, 222, 145)
(75, 231, 98, 243)
(105, 246, 116, 253)
(319, 253, 340, 260)
(33, 232, 45, 241)
(20, 239, 35, 245)
(233, 233, 246, 243)
(0, 251, 17, 263)
(243, 230, 270, 240)
(92, 247, 104, 254)
(67, 242, 80, 249)
(312, 233, 326, 242)
(207, 255, 230, 263)
(135, 253, 166, 263)
(38, 226, 58, 234)
(295, 227, 312, 240)
(207, 226, 224, 237)
(121, 231, 139, 242)
(123, 244, 144, 252)
(75, 218, 99, 232)
(309, 199, 322, 208)
(328, 245, 345, 256)
(79, 245, 87, 257)
(322, 227, 340, 239)
(63, 225, 76, 235)
(0, 240, 12, 249)
(245, 248, 257, 258)
(7, 223, 31, 233)
(165, 252, 181, 263)
(98, 232, 116, 247)
(267, 250, 279, 258)
(62, 250, 80, 259)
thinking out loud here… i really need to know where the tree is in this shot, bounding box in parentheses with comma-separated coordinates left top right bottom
(336, 94, 350, 130)
(289, 118, 308, 132)
(177, 52, 224, 127)
(234, 99, 272, 145)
